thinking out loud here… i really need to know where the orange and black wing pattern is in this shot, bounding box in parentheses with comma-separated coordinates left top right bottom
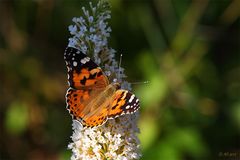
(64, 47, 109, 126)
(108, 90, 140, 119)
(65, 88, 88, 121)
(64, 47, 108, 89)
(64, 47, 140, 128)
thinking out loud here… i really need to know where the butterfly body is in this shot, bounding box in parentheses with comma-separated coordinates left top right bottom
(64, 47, 140, 127)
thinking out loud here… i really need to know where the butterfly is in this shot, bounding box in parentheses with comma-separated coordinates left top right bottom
(64, 47, 140, 127)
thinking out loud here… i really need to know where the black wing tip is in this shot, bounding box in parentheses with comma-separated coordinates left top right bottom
(119, 91, 140, 114)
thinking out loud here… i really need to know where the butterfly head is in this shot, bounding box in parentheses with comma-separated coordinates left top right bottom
(112, 81, 121, 90)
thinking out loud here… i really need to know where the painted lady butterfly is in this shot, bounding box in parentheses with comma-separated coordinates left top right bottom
(64, 47, 140, 127)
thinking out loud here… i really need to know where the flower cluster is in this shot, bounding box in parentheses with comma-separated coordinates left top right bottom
(68, 2, 111, 56)
(68, 114, 141, 160)
(68, 1, 129, 88)
(67, 1, 141, 160)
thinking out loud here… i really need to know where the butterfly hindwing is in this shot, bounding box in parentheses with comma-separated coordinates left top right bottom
(66, 88, 90, 121)
(66, 86, 108, 126)
(81, 107, 109, 127)
(108, 90, 140, 118)
(80, 89, 140, 127)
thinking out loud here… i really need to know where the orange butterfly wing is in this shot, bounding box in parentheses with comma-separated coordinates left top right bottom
(64, 47, 109, 89)
(64, 47, 109, 127)
(66, 88, 87, 120)
(108, 90, 140, 118)
(66, 88, 109, 127)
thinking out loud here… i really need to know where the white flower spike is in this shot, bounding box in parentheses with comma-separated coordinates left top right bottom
(66, 1, 141, 160)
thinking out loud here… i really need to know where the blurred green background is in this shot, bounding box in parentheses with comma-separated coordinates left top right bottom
(0, 0, 239, 159)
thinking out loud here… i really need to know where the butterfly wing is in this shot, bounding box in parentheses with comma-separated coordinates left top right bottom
(78, 89, 141, 128)
(66, 88, 107, 126)
(64, 47, 109, 89)
(108, 89, 140, 118)
(64, 47, 109, 127)
(66, 88, 87, 121)
(80, 101, 110, 127)
(79, 85, 116, 127)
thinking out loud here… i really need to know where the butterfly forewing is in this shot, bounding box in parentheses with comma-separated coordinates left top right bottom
(64, 47, 109, 89)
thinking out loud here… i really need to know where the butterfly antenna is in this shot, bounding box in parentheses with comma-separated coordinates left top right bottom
(117, 53, 123, 81)
(130, 81, 150, 85)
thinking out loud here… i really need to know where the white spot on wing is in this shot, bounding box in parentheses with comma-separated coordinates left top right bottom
(129, 95, 135, 103)
(81, 57, 90, 64)
(73, 61, 77, 66)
